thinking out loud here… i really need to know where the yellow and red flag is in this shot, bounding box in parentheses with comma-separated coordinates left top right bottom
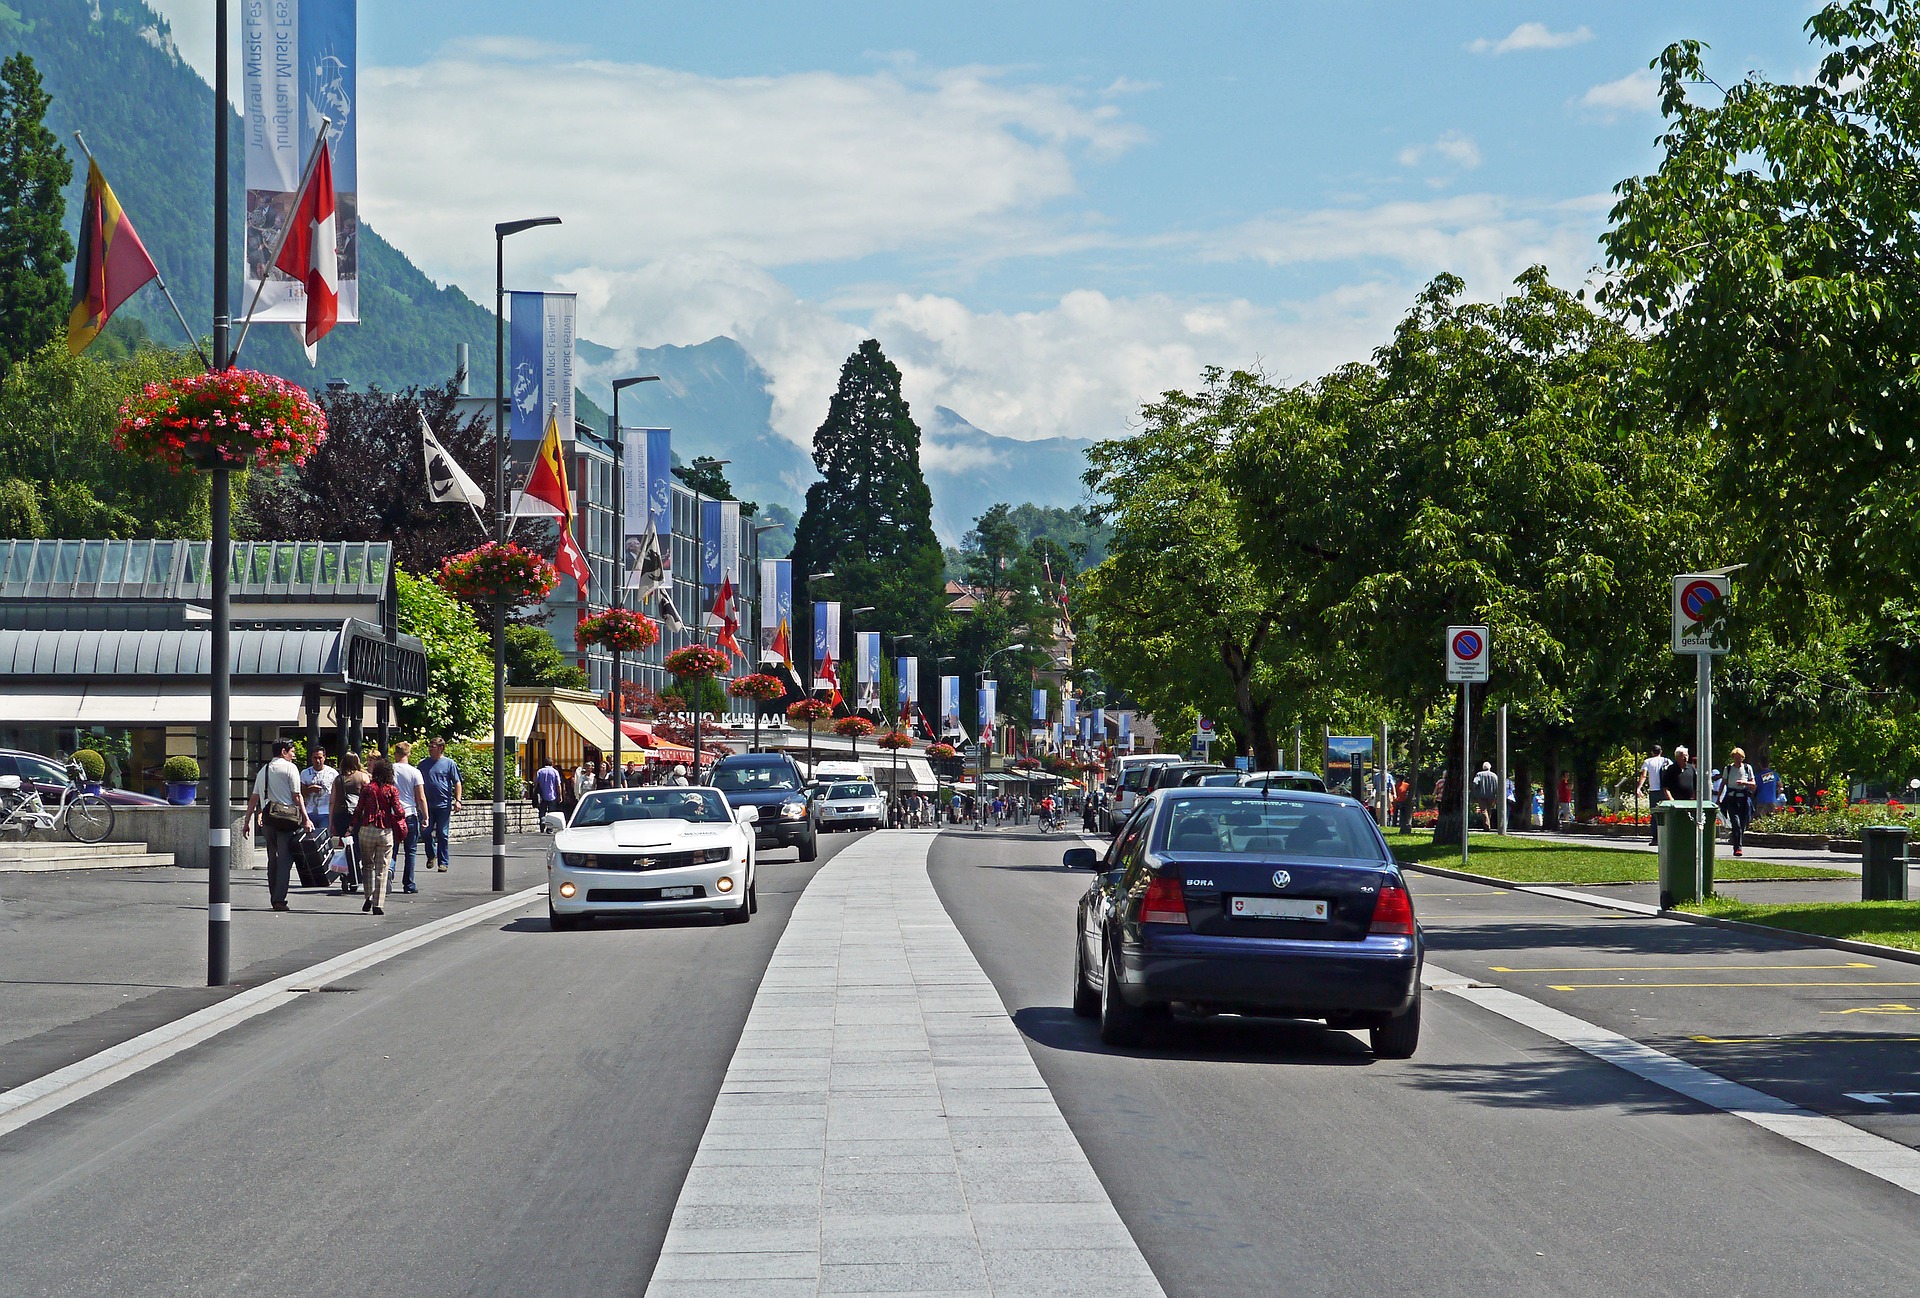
(67, 157, 160, 355)
(512, 410, 592, 597)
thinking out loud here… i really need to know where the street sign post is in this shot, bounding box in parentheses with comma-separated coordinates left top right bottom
(1445, 626, 1490, 869)
(1673, 572, 1734, 907)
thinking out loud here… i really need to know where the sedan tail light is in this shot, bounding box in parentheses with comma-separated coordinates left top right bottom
(1140, 875, 1188, 925)
(1369, 884, 1415, 936)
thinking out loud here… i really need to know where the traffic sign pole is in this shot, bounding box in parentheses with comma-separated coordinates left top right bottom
(1461, 682, 1471, 871)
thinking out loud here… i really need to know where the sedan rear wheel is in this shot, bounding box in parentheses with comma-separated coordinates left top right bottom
(1098, 943, 1147, 1047)
(1071, 934, 1099, 1019)
(1370, 987, 1421, 1059)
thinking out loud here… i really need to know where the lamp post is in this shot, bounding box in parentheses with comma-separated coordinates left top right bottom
(493, 216, 562, 891)
(207, 0, 232, 985)
(608, 375, 660, 785)
(977, 643, 1024, 828)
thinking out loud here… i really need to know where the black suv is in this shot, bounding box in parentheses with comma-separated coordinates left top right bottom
(707, 752, 819, 861)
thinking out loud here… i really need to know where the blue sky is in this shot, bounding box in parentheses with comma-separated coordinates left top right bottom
(153, 1, 1824, 447)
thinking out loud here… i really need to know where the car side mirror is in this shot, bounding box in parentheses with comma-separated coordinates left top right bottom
(541, 812, 567, 833)
(736, 805, 759, 824)
(1062, 847, 1098, 870)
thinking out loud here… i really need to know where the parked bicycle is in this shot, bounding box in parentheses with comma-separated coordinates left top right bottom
(0, 759, 115, 844)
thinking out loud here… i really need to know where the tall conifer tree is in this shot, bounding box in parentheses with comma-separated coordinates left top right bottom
(0, 53, 74, 379)
(792, 340, 946, 653)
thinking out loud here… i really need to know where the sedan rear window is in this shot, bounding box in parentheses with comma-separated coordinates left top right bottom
(1154, 796, 1384, 861)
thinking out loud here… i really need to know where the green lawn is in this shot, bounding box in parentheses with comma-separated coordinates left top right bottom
(1384, 831, 1855, 886)
(1679, 897, 1920, 954)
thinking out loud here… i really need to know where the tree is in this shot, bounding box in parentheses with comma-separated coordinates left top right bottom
(506, 623, 589, 690)
(672, 455, 757, 514)
(0, 53, 72, 380)
(395, 569, 491, 739)
(791, 340, 947, 649)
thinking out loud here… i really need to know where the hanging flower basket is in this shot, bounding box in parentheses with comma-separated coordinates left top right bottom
(728, 672, 787, 702)
(927, 742, 958, 760)
(116, 368, 328, 472)
(437, 541, 559, 604)
(1013, 756, 1041, 770)
(834, 716, 876, 740)
(576, 607, 660, 653)
(665, 643, 730, 680)
(877, 729, 913, 751)
(787, 699, 832, 725)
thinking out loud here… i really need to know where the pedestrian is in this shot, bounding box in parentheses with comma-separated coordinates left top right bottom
(1471, 761, 1501, 831)
(624, 760, 640, 788)
(299, 745, 337, 845)
(1393, 776, 1413, 833)
(1557, 771, 1574, 825)
(352, 757, 410, 916)
(1636, 743, 1668, 844)
(390, 741, 428, 894)
(535, 757, 563, 823)
(244, 738, 310, 912)
(330, 752, 368, 895)
(1722, 747, 1756, 856)
(416, 737, 464, 874)
(574, 760, 594, 803)
(670, 763, 689, 787)
(1667, 746, 1698, 801)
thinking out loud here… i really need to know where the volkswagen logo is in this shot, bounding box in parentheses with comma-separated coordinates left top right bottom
(1271, 870, 1291, 889)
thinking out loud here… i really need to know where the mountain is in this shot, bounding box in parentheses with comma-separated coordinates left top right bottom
(920, 407, 1094, 542)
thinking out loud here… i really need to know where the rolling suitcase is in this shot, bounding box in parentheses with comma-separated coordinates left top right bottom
(292, 827, 329, 888)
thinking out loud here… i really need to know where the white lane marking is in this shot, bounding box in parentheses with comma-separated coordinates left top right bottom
(1847, 1092, 1920, 1105)
(1424, 960, 1920, 1196)
(0, 884, 548, 1139)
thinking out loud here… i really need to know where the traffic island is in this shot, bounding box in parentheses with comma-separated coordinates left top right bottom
(1385, 831, 1853, 886)
(1676, 897, 1920, 959)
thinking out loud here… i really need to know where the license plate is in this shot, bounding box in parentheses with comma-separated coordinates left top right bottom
(1230, 896, 1329, 920)
(660, 886, 696, 899)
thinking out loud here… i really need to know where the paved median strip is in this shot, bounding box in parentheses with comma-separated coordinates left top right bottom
(0, 883, 549, 1140)
(645, 831, 1165, 1298)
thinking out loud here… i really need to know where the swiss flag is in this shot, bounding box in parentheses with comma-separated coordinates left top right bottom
(710, 577, 745, 662)
(274, 139, 339, 363)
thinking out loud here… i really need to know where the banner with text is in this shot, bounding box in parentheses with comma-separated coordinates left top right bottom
(1032, 688, 1047, 723)
(897, 657, 918, 707)
(941, 676, 960, 734)
(700, 500, 722, 590)
(508, 292, 575, 452)
(813, 602, 839, 671)
(760, 559, 792, 659)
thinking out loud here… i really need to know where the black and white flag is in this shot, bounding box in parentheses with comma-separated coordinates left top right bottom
(421, 413, 486, 518)
(628, 528, 687, 631)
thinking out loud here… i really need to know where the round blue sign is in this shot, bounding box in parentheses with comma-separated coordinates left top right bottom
(1452, 630, 1483, 660)
(1681, 579, 1721, 621)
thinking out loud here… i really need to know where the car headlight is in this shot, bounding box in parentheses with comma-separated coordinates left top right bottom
(560, 852, 597, 868)
(780, 799, 808, 820)
(692, 847, 731, 864)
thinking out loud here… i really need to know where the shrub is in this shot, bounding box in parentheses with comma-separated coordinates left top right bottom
(72, 749, 106, 781)
(162, 755, 201, 783)
(444, 741, 525, 801)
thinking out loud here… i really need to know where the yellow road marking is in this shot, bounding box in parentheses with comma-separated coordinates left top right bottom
(1492, 962, 1874, 973)
(1426, 914, 1637, 921)
(1827, 1003, 1920, 1016)
(1546, 981, 1920, 991)
(1690, 1030, 1920, 1043)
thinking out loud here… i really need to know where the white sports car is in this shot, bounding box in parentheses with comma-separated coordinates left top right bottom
(545, 787, 758, 930)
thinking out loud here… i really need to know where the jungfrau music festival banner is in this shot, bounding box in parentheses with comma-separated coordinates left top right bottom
(1063, 696, 1077, 740)
(244, 0, 359, 327)
(1032, 688, 1047, 723)
(700, 501, 723, 592)
(813, 601, 839, 685)
(622, 427, 671, 590)
(509, 291, 576, 455)
(856, 632, 880, 712)
(941, 675, 960, 737)
(897, 657, 918, 708)
(719, 501, 740, 585)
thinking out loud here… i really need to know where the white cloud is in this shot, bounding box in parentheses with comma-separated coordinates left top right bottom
(1578, 69, 1662, 120)
(1467, 23, 1594, 55)
(1398, 130, 1483, 171)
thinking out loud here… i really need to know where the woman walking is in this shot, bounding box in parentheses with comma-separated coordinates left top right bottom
(352, 757, 410, 915)
(1722, 746, 1757, 857)
(329, 752, 368, 895)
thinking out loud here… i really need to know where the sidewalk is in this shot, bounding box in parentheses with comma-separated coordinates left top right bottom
(645, 832, 1162, 1298)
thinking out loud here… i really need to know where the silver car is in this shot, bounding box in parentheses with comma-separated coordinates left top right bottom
(816, 779, 886, 831)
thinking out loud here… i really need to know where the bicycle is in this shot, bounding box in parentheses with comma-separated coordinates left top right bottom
(0, 760, 116, 845)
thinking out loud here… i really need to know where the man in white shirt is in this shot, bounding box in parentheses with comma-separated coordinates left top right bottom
(300, 746, 338, 842)
(390, 741, 429, 894)
(245, 739, 311, 912)
(1635, 743, 1668, 845)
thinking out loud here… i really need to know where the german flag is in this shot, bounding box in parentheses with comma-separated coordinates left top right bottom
(67, 157, 159, 355)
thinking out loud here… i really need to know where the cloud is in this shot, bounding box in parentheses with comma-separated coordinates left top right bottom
(1398, 130, 1483, 171)
(1577, 69, 1661, 120)
(1467, 22, 1594, 55)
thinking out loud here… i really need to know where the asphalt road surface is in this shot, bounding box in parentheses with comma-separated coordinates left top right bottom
(0, 832, 861, 1298)
(929, 828, 1920, 1298)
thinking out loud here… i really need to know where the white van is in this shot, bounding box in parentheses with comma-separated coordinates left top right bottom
(1106, 752, 1181, 831)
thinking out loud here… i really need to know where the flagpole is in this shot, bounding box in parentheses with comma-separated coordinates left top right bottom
(504, 401, 560, 535)
(228, 115, 332, 367)
(72, 132, 212, 370)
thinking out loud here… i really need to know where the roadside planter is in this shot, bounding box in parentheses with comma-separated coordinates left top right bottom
(162, 755, 201, 806)
(116, 367, 328, 471)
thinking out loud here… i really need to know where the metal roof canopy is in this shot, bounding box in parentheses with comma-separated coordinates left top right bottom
(0, 540, 392, 604)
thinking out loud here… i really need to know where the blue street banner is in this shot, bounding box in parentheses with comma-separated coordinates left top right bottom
(813, 602, 839, 671)
(1032, 688, 1047, 723)
(508, 291, 576, 451)
(941, 675, 960, 734)
(1062, 696, 1077, 737)
(700, 500, 723, 590)
(979, 680, 998, 737)
(856, 632, 881, 712)
(644, 429, 672, 534)
(1117, 710, 1131, 750)
(760, 559, 791, 658)
(244, 0, 359, 325)
(622, 427, 670, 590)
(1093, 707, 1106, 742)
(897, 657, 918, 706)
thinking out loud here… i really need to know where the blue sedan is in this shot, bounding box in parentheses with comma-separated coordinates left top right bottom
(1064, 787, 1423, 1056)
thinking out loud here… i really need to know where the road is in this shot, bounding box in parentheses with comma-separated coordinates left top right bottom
(7, 825, 1920, 1296)
(0, 832, 859, 1298)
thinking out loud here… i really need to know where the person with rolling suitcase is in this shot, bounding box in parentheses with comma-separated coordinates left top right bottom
(329, 753, 369, 896)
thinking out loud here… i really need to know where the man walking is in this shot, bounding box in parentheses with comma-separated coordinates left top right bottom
(535, 757, 563, 823)
(1470, 761, 1501, 831)
(300, 745, 336, 844)
(245, 739, 310, 912)
(416, 737, 463, 874)
(1636, 743, 1668, 844)
(390, 741, 428, 893)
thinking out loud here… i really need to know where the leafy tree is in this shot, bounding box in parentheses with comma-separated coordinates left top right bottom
(791, 339, 946, 647)
(506, 623, 588, 690)
(672, 455, 757, 514)
(0, 52, 72, 379)
(395, 569, 491, 739)
(0, 475, 42, 535)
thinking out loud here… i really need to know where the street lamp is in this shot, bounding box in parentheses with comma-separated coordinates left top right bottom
(976, 642, 1024, 827)
(607, 375, 660, 785)
(683, 457, 733, 781)
(492, 215, 562, 893)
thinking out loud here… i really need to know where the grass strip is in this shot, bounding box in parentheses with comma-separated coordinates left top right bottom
(1679, 897, 1920, 954)
(1384, 831, 1854, 886)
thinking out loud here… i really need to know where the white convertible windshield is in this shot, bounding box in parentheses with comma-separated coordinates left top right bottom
(573, 788, 730, 826)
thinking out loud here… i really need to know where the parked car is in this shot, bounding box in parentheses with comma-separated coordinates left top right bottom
(706, 751, 819, 861)
(1063, 786, 1422, 1057)
(544, 786, 758, 929)
(1238, 769, 1329, 795)
(0, 749, 166, 806)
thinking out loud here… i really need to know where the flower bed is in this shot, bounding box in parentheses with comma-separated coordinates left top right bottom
(1753, 805, 1920, 837)
(117, 368, 328, 471)
(664, 643, 731, 679)
(575, 607, 659, 653)
(437, 542, 558, 604)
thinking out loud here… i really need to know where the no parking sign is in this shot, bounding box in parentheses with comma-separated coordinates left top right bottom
(1446, 625, 1490, 683)
(1672, 573, 1731, 654)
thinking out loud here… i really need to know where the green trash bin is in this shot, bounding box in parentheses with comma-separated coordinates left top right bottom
(1860, 825, 1910, 902)
(1657, 800, 1717, 908)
